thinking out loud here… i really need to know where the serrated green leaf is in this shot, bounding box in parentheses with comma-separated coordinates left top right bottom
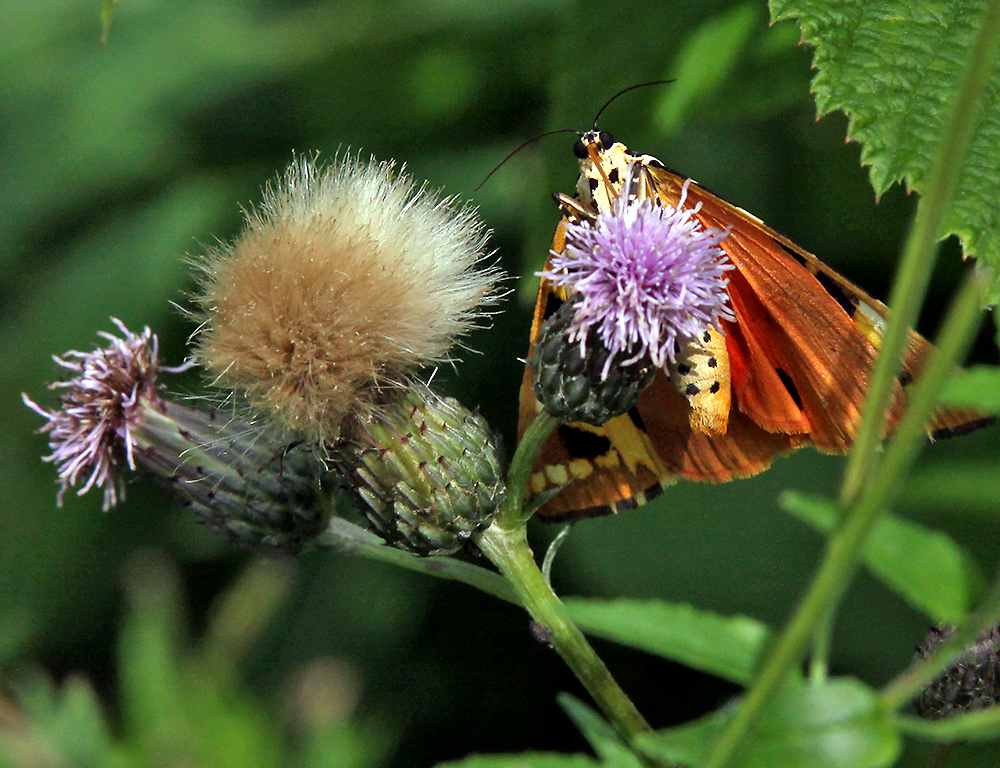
(939, 365, 1000, 410)
(557, 695, 644, 768)
(769, 0, 1000, 264)
(436, 754, 600, 768)
(780, 492, 983, 622)
(564, 599, 770, 685)
(636, 678, 900, 768)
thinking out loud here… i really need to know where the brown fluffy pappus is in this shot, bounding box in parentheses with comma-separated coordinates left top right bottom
(192, 155, 501, 442)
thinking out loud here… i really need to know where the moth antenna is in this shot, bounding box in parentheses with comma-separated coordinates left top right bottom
(474, 128, 579, 191)
(592, 80, 675, 129)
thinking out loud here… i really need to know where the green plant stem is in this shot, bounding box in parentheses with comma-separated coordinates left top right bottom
(840, 0, 1000, 507)
(317, 517, 518, 604)
(701, 6, 1000, 762)
(882, 561, 1000, 710)
(502, 410, 559, 526)
(808, 606, 833, 684)
(475, 521, 651, 740)
(702, 270, 986, 768)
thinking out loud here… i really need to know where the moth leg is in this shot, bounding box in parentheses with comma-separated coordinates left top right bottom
(668, 327, 731, 435)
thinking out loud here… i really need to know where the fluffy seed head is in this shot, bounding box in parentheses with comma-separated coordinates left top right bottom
(193, 154, 501, 442)
(540, 176, 734, 377)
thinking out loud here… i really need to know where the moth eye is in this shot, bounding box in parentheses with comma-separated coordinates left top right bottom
(572, 138, 588, 159)
(598, 131, 615, 149)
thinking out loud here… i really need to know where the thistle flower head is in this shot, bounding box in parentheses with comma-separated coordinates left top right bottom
(540, 176, 734, 376)
(22, 319, 169, 510)
(193, 154, 502, 443)
(25, 320, 330, 554)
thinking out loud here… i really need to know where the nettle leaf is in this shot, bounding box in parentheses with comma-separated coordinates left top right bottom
(769, 0, 1000, 264)
(780, 492, 983, 622)
(636, 678, 900, 768)
(563, 599, 771, 685)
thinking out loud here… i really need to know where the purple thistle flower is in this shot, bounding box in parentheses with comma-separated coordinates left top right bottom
(24, 320, 330, 554)
(541, 176, 734, 377)
(22, 319, 177, 510)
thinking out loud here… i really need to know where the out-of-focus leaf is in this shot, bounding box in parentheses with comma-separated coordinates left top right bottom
(653, 3, 760, 135)
(770, 0, 1000, 264)
(0, 672, 132, 768)
(636, 678, 900, 768)
(100, 0, 118, 44)
(437, 755, 599, 768)
(781, 492, 983, 622)
(902, 462, 1000, 512)
(564, 599, 770, 684)
(940, 365, 1000, 411)
(557, 695, 644, 768)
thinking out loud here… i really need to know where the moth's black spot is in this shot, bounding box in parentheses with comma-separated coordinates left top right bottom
(774, 237, 809, 267)
(676, 363, 691, 375)
(558, 425, 612, 459)
(710, 381, 721, 394)
(815, 271, 858, 317)
(608, 167, 619, 184)
(625, 148, 641, 157)
(898, 368, 914, 388)
(703, 331, 712, 343)
(643, 482, 666, 503)
(775, 368, 803, 409)
(685, 383, 700, 397)
(615, 495, 639, 511)
(626, 406, 647, 432)
(588, 177, 599, 192)
(929, 417, 995, 442)
(648, 158, 666, 170)
(573, 138, 588, 159)
(707, 357, 718, 368)
(598, 130, 615, 149)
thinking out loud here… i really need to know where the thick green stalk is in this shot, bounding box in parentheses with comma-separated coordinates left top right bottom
(475, 521, 651, 740)
(703, 270, 986, 768)
(702, 1, 1000, 756)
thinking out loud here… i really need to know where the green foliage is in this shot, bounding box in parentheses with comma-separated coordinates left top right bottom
(0, 553, 385, 768)
(6, 0, 1000, 767)
(564, 599, 770, 684)
(637, 679, 901, 768)
(781, 491, 984, 622)
(769, 0, 1000, 263)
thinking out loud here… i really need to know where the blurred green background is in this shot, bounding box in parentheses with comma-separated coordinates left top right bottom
(3, 1, 999, 766)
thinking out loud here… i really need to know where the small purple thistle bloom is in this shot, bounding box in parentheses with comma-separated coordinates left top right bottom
(22, 319, 178, 510)
(541, 177, 735, 377)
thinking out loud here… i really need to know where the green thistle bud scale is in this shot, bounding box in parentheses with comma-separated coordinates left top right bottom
(335, 387, 504, 556)
(530, 295, 655, 426)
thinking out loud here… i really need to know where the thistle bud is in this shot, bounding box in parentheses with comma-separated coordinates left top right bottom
(23, 320, 329, 556)
(136, 402, 330, 556)
(530, 295, 655, 426)
(915, 623, 1000, 720)
(334, 386, 504, 556)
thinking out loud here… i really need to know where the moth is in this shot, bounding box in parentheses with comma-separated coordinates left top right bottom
(518, 130, 991, 521)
